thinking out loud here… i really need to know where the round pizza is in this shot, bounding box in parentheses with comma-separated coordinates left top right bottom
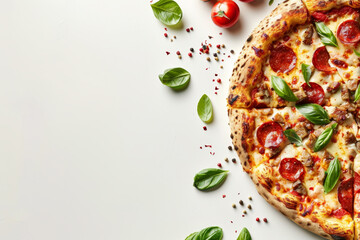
(227, 0, 360, 239)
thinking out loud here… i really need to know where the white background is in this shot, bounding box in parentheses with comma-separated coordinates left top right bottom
(0, 0, 323, 239)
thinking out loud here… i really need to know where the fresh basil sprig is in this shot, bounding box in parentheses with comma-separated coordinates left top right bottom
(354, 49, 360, 57)
(295, 103, 330, 125)
(271, 76, 298, 102)
(237, 227, 252, 240)
(193, 168, 228, 191)
(301, 63, 312, 87)
(315, 22, 338, 47)
(185, 226, 223, 240)
(159, 67, 190, 90)
(354, 83, 360, 102)
(314, 123, 337, 152)
(151, 0, 183, 26)
(197, 94, 213, 123)
(323, 157, 341, 194)
(284, 129, 302, 146)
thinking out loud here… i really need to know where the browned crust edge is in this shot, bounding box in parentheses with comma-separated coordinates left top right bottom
(301, 0, 360, 14)
(227, 0, 308, 109)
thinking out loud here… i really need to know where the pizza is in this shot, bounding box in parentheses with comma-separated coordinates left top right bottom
(227, 0, 360, 239)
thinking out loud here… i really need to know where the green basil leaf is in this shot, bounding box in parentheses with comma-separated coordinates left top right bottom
(151, 0, 183, 26)
(269, 0, 274, 5)
(197, 94, 213, 123)
(193, 168, 228, 191)
(159, 67, 190, 90)
(324, 157, 341, 194)
(237, 227, 252, 240)
(315, 22, 338, 47)
(197, 226, 223, 240)
(301, 63, 312, 87)
(354, 49, 360, 57)
(354, 83, 360, 102)
(185, 232, 198, 240)
(314, 123, 337, 152)
(271, 76, 298, 102)
(295, 103, 330, 125)
(284, 129, 302, 146)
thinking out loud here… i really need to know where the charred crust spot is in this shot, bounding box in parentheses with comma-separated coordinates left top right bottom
(228, 95, 239, 105)
(330, 235, 346, 240)
(230, 133, 234, 139)
(247, 35, 253, 42)
(232, 85, 236, 90)
(234, 131, 238, 135)
(242, 122, 250, 135)
(234, 145, 238, 151)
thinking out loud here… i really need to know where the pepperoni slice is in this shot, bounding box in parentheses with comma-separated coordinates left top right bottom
(355, 172, 360, 194)
(337, 20, 360, 44)
(256, 121, 284, 148)
(301, 82, 325, 105)
(338, 178, 354, 214)
(312, 12, 328, 22)
(332, 208, 350, 219)
(279, 158, 305, 182)
(312, 46, 336, 73)
(269, 45, 297, 73)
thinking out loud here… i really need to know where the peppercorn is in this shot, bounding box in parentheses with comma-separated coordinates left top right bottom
(222, 44, 225, 48)
(164, 33, 168, 37)
(220, 66, 223, 69)
(239, 200, 244, 206)
(243, 210, 247, 214)
(207, 57, 211, 61)
(217, 50, 220, 54)
(228, 146, 233, 151)
(215, 57, 219, 61)
(176, 51, 180, 55)
(263, 218, 268, 223)
(178, 55, 182, 59)
(188, 53, 193, 57)
(232, 204, 236, 208)
(249, 196, 253, 200)
(186, 28, 190, 32)
(190, 48, 194, 52)
(247, 205, 252, 210)
(224, 158, 229, 162)
(230, 50, 235, 54)
(190, 27, 194, 31)
(202, 45, 207, 50)
(232, 158, 236, 163)
(213, 53, 217, 57)
(256, 217, 260, 222)
(173, 35, 177, 39)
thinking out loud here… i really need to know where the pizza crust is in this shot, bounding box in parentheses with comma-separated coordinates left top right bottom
(302, 0, 360, 13)
(227, 0, 308, 108)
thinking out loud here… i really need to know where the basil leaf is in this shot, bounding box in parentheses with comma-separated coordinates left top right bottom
(354, 83, 360, 102)
(284, 129, 302, 146)
(314, 123, 337, 152)
(159, 67, 190, 90)
(301, 63, 312, 87)
(197, 94, 213, 123)
(269, 0, 274, 5)
(197, 226, 223, 240)
(315, 22, 338, 47)
(237, 227, 252, 240)
(295, 103, 330, 125)
(193, 168, 228, 191)
(324, 157, 341, 194)
(354, 49, 360, 57)
(185, 227, 223, 240)
(151, 0, 183, 26)
(271, 76, 298, 102)
(185, 232, 198, 240)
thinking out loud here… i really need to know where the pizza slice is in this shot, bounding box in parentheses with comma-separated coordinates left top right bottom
(229, 106, 357, 239)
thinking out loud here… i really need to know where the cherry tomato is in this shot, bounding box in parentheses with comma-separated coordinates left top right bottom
(211, 0, 240, 28)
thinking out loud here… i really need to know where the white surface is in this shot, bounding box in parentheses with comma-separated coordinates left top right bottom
(0, 0, 323, 239)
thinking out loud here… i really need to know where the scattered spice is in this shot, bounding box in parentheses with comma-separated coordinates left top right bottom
(186, 28, 190, 32)
(256, 217, 260, 222)
(164, 28, 167, 31)
(178, 55, 182, 59)
(217, 163, 222, 168)
(206, 57, 211, 62)
(222, 195, 226, 198)
(213, 53, 218, 57)
(263, 218, 268, 223)
(190, 27, 194, 31)
(232, 204, 237, 208)
(164, 33, 168, 37)
(188, 53, 193, 57)
(166, 51, 170, 55)
(239, 200, 244, 206)
(217, 50, 220, 54)
(220, 65, 223, 69)
(174, 36, 176, 39)
(215, 86, 219, 90)
(176, 51, 181, 55)
(215, 57, 219, 61)
(190, 48, 194, 52)
(222, 44, 225, 48)
(249, 196, 253, 201)
(230, 50, 235, 54)
(232, 158, 236, 163)
(208, 35, 213, 39)
(203, 126, 207, 131)
(247, 205, 252, 210)
(224, 157, 229, 162)
(243, 210, 247, 214)
(216, 44, 221, 49)
(217, 79, 222, 83)
(228, 146, 232, 150)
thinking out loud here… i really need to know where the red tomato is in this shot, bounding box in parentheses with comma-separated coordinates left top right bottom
(211, 0, 240, 28)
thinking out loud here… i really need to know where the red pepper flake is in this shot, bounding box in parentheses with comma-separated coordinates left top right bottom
(166, 51, 170, 55)
(216, 44, 221, 49)
(263, 218, 268, 223)
(210, 152, 215, 155)
(219, 32, 223, 35)
(217, 79, 222, 83)
(256, 218, 260, 222)
(217, 163, 222, 168)
(215, 86, 219, 90)
(204, 49, 209, 54)
(203, 126, 207, 131)
(232, 158, 236, 163)
(222, 195, 226, 198)
(200, 146, 202, 149)
(199, 48, 204, 53)
(242, 215, 245, 217)
(230, 221, 233, 223)
(215, 92, 218, 95)
(188, 53, 193, 57)
(212, 79, 215, 82)
(204, 145, 212, 148)
(235, 230, 237, 233)
(215, 74, 218, 76)
(164, 33, 168, 37)
(228, 55, 231, 58)
(186, 28, 190, 32)
(164, 28, 167, 31)
(190, 27, 194, 31)
(176, 51, 181, 55)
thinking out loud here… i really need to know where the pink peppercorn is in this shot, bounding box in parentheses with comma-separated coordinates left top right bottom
(190, 27, 194, 31)
(176, 51, 180, 55)
(256, 218, 260, 222)
(217, 163, 222, 168)
(186, 28, 190, 32)
(164, 33, 168, 37)
(188, 53, 193, 57)
(217, 44, 221, 49)
(166, 51, 170, 55)
(203, 126, 207, 131)
(222, 195, 226, 198)
(263, 218, 268, 223)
